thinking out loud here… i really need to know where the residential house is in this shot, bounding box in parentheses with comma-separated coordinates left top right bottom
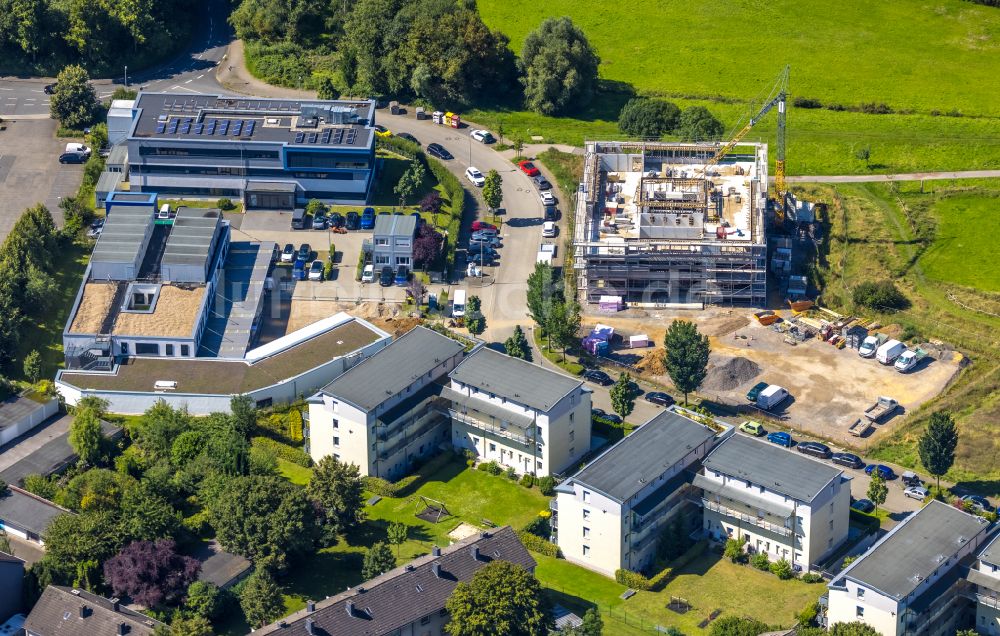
(371, 214, 417, 270)
(695, 433, 851, 571)
(0, 551, 24, 622)
(554, 408, 724, 576)
(970, 531, 1000, 636)
(826, 500, 990, 636)
(24, 586, 165, 635)
(0, 486, 72, 546)
(253, 526, 535, 635)
(308, 326, 466, 479)
(445, 347, 591, 477)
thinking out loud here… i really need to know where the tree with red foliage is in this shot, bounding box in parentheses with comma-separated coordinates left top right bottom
(419, 192, 443, 215)
(103, 539, 200, 608)
(413, 224, 443, 269)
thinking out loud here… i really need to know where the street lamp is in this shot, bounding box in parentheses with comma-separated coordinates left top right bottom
(124, 66, 128, 88)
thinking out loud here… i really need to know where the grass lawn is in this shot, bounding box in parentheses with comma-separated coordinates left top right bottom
(277, 459, 313, 486)
(919, 193, 1000, 292)
(161, 198, 244, 214)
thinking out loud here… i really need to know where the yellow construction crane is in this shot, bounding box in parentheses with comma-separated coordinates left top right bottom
(700, 66, 789, 222)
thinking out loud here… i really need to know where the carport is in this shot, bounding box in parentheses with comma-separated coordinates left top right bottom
(245, 181, 297, 210)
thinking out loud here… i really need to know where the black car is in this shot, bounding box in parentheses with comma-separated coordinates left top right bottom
(544, 205, 557, 221)
(427, 143, 453, 160)
(297, 244, 311, 262)
(397, 132, 419, 144)
(583, 369, 613, 386)
(379, 265, 394, 287)
(328, 212, 345, 228)
(58, 152, 86, 164)
(797, 441, 831, 459)
(43, 83, 56, 94)
(466, 251, 496, 266)
(831, 452, 864, 469)
(644, 392, 675, 407)
(345, 211, 360, 230)
(851, 498, 875, 514)
(533, 175, 552, 190)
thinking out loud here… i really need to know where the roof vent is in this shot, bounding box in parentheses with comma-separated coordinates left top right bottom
(346, 601, 356, 617)
(110, 598, 120, 612)
(432, 563, 442, 578)
(471, 546, 481, 561)
(432, 546, 441, 556)
(404, 564, 414, 571)
(306, 600, 316, 612)
(935, 554, 945, 563)
(117, 622, 128, 636)
(959, 535, 968, 543)
(71, 590, 81, 596)
(480, 531, 491, 539)
(415, 583, 423, 592)
(79, 605, 91, 619)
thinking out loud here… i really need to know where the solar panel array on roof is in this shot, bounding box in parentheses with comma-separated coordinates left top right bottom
(295, 132, 304, 143)
(346, 129, 356, 144)
(219, 120, 229, 135)
(160, 207, 222, 284)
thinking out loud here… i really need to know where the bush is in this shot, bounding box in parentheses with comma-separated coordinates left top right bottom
(244, 41, 316, 89)
(750, 552, 770, 571)
(477, 461, 502, 476)
(523, 515, 551, 538)
(505, 466, 517, 480)
(797, 601, 820, 626)
(770, 558, 793, 580)
(250, 437, 311, 467)
(801, 572, 824, 584)
(724, 537, 747, 563)
(23, 474, 58, 500)
(860, 102, 894, 115)
(793, 97, 823, 109)
(518, 530, 561, 557)
(217, 198, 236, 211)
(356, 251, 366, 282)
(538, 476, 556, 496)
(614, 568, 652, 591)
(519, 474, 535, 488)
(852, 280, 909, 311)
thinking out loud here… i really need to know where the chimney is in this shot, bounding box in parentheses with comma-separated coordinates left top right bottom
(432, 545, 441, 556)
(306, 600, 316, 612)
(110, 598, 120, 612)
(117, 622, 128, 636)
(79, 605, 90, 619)
(470, 546, 480, 561)
(305, 618, 316, 635)
(345, 600, 355, 617)
(432, 562, 442, 578)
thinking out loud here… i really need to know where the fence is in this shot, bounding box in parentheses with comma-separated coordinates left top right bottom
(545, 583, 699, 634)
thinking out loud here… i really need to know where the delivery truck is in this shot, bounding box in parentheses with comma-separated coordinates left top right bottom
(875, 339, 906, 364)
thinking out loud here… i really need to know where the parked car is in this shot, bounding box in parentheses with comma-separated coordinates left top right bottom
(518, 161, 541, 177)
(360, 207, 376, 229)
(533, 175, 552, 190)
(591, 408, 608, 419)
(543, 205, 557, 221)
(767, 431, 793, 447)
(374, 125, 392, 138)
(542, 221, 557, 238)
(427, 143, 453, 160)
(470, 129, 495, 144)
(592, 408, 622, 424)
(466, 251, 496, 266)
(962, 495, 994, 513)
(739, 421, 765, 436)
(644, 392, 674, 406)
(582, 369, 613, 386)
(797, 441, 831, 459)
(831, 453, 864, 469)
(397, 132, 418, 144)
(87, 219, 105, 239)
(540, 191, 556, 206)
(346, 211, 360, 230)
(471, 232, 501, 245)
(297, 244, 311, 262)
(902, 471, 923, 487)
(292, 259, 306, 280)
(58, 152, 86, 164)
(904, 486, 930, 501)
(465, 167, 486, 187)
(280, 243, 295, 263)
(851, 498, 875, 514)
(328, 212, 345, 228)
(308, 260, 324, 281)
(471, 221, 496, 232)
(311, 213, 327, 230)
(746, 381, 769, 402)
(394, 265, 409, 286)
(858, 335, 881, 358)
(361, 264, 375, 283)
(379, 265, 394, 286)
(864, 464, 896, 480)
(470, 240, 500, 252)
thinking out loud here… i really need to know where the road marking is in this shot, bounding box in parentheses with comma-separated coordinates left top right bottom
(184, 79, 194, 84)
(0, 88, 12, 91)
(197, 74, 205, 79)
(173, 86, 203, 94)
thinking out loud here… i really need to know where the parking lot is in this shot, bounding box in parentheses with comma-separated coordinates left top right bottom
(0, 119, 84, 239)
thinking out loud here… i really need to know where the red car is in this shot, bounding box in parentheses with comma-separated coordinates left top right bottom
(471, 221, 497, 232)
(518, 160, 540, 177)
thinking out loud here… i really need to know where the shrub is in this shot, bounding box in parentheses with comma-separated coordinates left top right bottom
(842, 555, 858, 569)
(356, 251, 366, 282)
(286, 409, 303, 443)
(217, 198, 236, 211)
(476, 461, 502, 475)
(250, 437, 311, 467)
(770, 558, 793, 580)
(519, 474, 535, 488)
(860, 102, 893, 114)
(23, 474, 58, 500)
(538, 476, 556, 496)
(614, 568, 652, 591)
(517, 530, 561, 557)
(801, 572, 824, 584)
(797, 601, 820, 626)
(724, 537, 747, 563)
(750, 552, 770, 571)
(505, 466, 517, 481)
(852, 280, 909, 311)
(793, 97, 823, 109)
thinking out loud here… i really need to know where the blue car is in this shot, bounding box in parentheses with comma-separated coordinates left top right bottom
(865, 464, 896, 480)
(766, 431, 792, 447)
(360, 207, 376, 230)
(292, 259, 306, 281)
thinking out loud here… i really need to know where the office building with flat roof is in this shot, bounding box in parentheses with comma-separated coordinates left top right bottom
(124, 93, 376, 207)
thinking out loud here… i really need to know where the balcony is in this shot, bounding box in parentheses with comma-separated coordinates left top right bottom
(376, 411, 447, 461)
(435, 392, 538, 448)
(702, 499, 792, 537)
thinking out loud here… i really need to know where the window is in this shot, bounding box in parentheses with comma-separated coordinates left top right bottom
(135, 342, 159, 355)
(856, 606, 864, 618)
(165, 344, 174, 356)
(332, 419, 339, 429)
(570, 412, 574, 422)
(582, 545, 590, 557)
(536, 460, 542, 469)
(569, 430, 575, 441)
(569, 447, 575, 456)
(181, 345, 190, 356)
(583, 490, 591, 503)
(583, 527, 590, 538)
(829, 519, 834, 530)
(583, 509, 590, 520)
(857, 588, 865, 598)
(537, 426, 543, 435)
(420, 616, 430, 625)
(489, 443, 496, 452)
(334, 453, 340, 460)
(333, 436, 340, 446)
(375, 238, 388, 245)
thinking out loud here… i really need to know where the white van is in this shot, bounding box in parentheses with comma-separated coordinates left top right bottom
(361, 264, 375, 283)
(158, 203, 172, 219)
(875, 339, 906, 365)
(452, 289, 467, 318)
(757, 385, 789, 411)
(858, 335, 880, 358)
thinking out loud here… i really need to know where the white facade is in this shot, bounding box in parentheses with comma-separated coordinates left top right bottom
(974, 547, 1000, 636)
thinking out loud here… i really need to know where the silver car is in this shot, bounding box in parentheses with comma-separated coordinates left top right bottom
(903, 486, 929, 501)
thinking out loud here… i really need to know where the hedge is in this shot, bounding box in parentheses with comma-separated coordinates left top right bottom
(617, 540, 708, 592)
(251, 437, 312, 468)
(615, 568, 652, 591)
(517, 530, 561, 558)
(363, 451, 456, 497)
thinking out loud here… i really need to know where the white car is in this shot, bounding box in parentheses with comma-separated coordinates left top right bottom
(540, 191, 556, 206)
(542, 221, 557, 238)
(903, 486, 929, 501)
(470, 129, 495, 144)
(361, 264, 375, 283)
(465, 167, 485, 187)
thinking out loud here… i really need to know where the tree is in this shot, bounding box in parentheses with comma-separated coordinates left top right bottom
(663, 320, 710, 405)
(184, 580, 221, 619)
(167, 615, 214, 636)
(305, 199, 326, 218)
(519, 17, 600, 116)
(504, 325, 530, 360)
(23, 474, 58, 500)
(387, 521, 407, 556)
(465, 295, 486, 336)
(919, 412, 958, 492)
(526, 262, 561, 338)
(724, 537, 745, 563)
(136, 401, 191, 461)
(445, 560, 552, 636)
(482, 169, 503, 212)
(618, 99, 682, 139)
(852, 280, 909, 311)
(548, 300, 581, 361)
(23, 349, 42, 383)
(413, 224, 443, 269)
(307, 456, 366, 535)
(229, 394, 258, 439)
(563, 607, 603, 635)
(49, 65, 98, 129)
(829, 622, 881, 636)
(419, 191, 443, 215)
(118, 483, 182, 543)
(69, 406, 104, 466)
(362, 541, 396, 579)
(240, 568, 284, 629)
(708, 616, 773, 636)
(867, 472, 888, 514)
(316, 76, 340, 99)
(103, 539, 199, 608)
(609, 372, 635, 420)
(395, 161, 426, 207)
(676, 106, 725, 141)
(171, 430, 205, 467)
(854, 145, 872, 168)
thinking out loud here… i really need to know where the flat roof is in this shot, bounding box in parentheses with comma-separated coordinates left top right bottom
(161, 207, 221, 270)
(0, 395, 51, 432)
(374, 213, 417, 237)
(320, 326, 465, 411)
(569, 409, 717, 503)
(130, 93, 375, 150)
(841, 500, 988, 600)
(979, 533, 1000, 567)
(95, 170, 123, 193)
(107, 192, 155, 203)
(91, 205, 153, 265)
(0, 487, 71, 536)
(701, 434, 843, 503)
(198, 242, 274, 358)
(69, 282, 205, 338)
(59, 318, 385, 395)
(449, 348, 583, 413)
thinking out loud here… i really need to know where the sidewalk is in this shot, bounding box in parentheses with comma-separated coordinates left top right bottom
(216, 40, 316, 99)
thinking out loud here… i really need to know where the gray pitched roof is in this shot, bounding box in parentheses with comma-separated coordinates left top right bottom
(1, 420, 122, 486)
(320, 326, 465, 412)
(255, 526, 535, 635)
(373, 213, 417, 237)
(448, 347, 583, 412)
(979, 532, 1000, 567)
(24, 586, 165, 635)
(841, 500, 989, 600)
(0, 395, 51, 432)
(701, 434, 843, 503)
(569, 409, 717, 502)
(0, 487, 72, 536)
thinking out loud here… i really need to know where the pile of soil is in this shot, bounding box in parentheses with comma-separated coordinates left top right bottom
(371, 315, 422, 337)
(701, 314, 751, 337)
(636, 349, 667, 375)
(702, 355, 762, 391)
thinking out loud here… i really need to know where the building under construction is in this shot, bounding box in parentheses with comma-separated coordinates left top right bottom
(572, 140, 769, 308)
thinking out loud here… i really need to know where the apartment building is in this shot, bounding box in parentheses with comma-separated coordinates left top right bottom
(125, 94, 376, 206)
(308, 326, 466, 479)
(254, 527, 535, 636)
(25, 586, 165, 635)
(444, 348, 591, 477)
(371, 213, 417, 269)
(695, 434, 851, 571)
(970, 532, 1000, 636)
(0, 551, 24, 623)
(554, 409, 723, 576)
(826, 500, 990, 636)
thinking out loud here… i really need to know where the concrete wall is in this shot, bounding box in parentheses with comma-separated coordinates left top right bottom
(309, 398, 372, 473)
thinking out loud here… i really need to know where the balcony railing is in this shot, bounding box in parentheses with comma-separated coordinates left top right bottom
(448, 409, 534, 447)
(376, 412, 448, 460)
(702, 499, 792, 537)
